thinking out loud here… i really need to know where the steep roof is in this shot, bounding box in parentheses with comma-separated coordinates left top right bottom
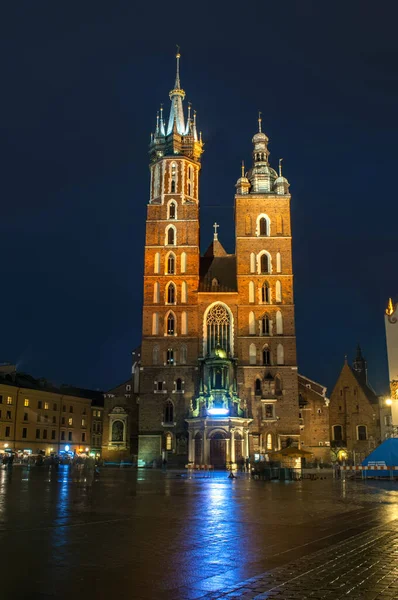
(199, 256, 237, 292)
(349, 366, 379, 405)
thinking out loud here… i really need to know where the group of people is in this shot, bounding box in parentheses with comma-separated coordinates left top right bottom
(239, 456, 251, 472)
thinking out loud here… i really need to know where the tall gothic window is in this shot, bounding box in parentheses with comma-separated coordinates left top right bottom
(175, 378, 182, 392)
(167, 227, 175, 245)
(180, 344, 187, 364)
(255, 378, 262, 395)
(166, 348, 174, 364)
(260, 254, 269, 274)
(170, 162, 177, 193)
(164, 400, 174, 423)
(205, 303, 232, 356)
(259, 217, 268, 236)
(167, 313, 175, 335)
(261, 316, 270, 335)
(266, 433, 273, 450)
(165, 431, 172, 450)
(167, 283, 176, 304)
(167, 253, 175, 274)
(168, 202, 176, 219)
(261, 282, 269, 303)
(263, 347, 271, 365)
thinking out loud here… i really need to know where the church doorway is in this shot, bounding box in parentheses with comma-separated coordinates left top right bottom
(210, 432, 226, 468)
(194, 432, 202, 465)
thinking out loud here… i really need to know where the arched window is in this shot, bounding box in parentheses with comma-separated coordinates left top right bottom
(164, 400, 174, 424)
(249, 311, 255, 335)
(167, 283, 176, 304)
(205, 303, 233, 356)
(152, 313, 159, 335)
(175, 378, 182, 392)
(153, 345, 159, 365)
(276, 280, 282, 303)
(259, 217, 268, 236)
(255, 378, 262, 395)
(263, 347, 271, 365)
(165, 431, 173, 450)
(187, 165, 193, 197)
(276, 311, 283, 334)
(261, 315, 270, 335)
(166, 348, 174, 364)
(153, 163, 160, 198)
(180, 344, 187, 364)
(181, 252, 187, 273)
(261, 282, 270, 303)
(266, 433, 273, 450)
(275, 374, 282, 394)
(277, 343, 284, 365)
(154, 252, 160, 274)
(276, 252, 282, 273)
(166, 226, 176, 246)
(181, 281, 187, 303)
(168, 201, 176, 219)
(260, 254, 269, 274)
(357, 425, 367, 441)
(333, 425, 343, 441)
(153, 282, 160, 303)
(249, 343, 257, 365)
(181, 311, 187, 335)
(250, 253, 256, 273)
(249, 281, 255, 303)
(166, 253, 175, 274)
(112, 420, 124, 442)
(170, 162, 177, 193)
(166, 312, 175, 335)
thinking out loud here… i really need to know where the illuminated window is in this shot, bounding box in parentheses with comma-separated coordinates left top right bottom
(7, 397, 12, 405)
(81, 418, 86, 427)
(205, 303, 232, 356)
(167, 313, 175, 335)
(276, 280, 282, 303)
(164, 400, 174, 423)
(68, 418, 73, 426)
(24, 399, 29, 407)
(276, 311, 283, 334)
(97, 411, 101, 418)
(44, 402, 49, 410)
(165, 432, 172, 451)
(266, 433, 273, 450)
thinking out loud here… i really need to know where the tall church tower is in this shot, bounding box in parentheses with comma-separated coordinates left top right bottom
(234, 115, 300, 453)
(138, 53, 204, 463)
(138, 57, 300, 466)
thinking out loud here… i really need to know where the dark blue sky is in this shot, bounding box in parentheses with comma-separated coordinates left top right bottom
(1, 1, 397, 394)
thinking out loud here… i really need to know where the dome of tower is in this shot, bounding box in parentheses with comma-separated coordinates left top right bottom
(252, 131, 268, 144)
(273, 175, 290, 195)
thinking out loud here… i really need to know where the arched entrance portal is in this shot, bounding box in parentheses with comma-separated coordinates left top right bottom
(210, 432, 226, 468)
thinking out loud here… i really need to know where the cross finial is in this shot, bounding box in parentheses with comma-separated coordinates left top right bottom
(241, 160, 245, 178)
(213, 222, 219, 240)
(279, 158, 283, 177)
(258, 110, 262, 133)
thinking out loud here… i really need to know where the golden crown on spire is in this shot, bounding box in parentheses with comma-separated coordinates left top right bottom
(386, 297, 395, 316)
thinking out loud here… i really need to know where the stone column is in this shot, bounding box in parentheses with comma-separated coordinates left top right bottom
(230, 428, 236, 464)
(226, 439, 230, 464)
(244, 428, 250, 458)
(203, 427, 209, 465)
(188, 429, 194, 463)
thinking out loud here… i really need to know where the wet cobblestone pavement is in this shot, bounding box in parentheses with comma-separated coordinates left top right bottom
(2, 466, 398, 599)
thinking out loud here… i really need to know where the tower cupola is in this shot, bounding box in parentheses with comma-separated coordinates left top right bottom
(247, 113, 277, 193)
(273, 158, 290, 195)
(235, 161, 250, 194)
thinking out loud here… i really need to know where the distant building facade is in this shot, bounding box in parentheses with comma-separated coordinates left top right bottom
(329, 347, 381, 462)
(298, 374, 330, 461)
(0, 365, 102, 455)
(385, 298, 398, 427)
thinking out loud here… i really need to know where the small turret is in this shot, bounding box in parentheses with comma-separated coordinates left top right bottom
(273, 158, 290, 195)
(235, 161, 250, 194)
(352, 344, 368, 384)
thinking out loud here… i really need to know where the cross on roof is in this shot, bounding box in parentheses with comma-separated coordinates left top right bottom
(213, 222, 219, 240)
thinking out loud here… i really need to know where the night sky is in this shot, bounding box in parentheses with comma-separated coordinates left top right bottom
(1, 2, 397, 395)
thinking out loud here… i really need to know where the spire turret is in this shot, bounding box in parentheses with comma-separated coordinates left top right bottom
(149, 51, 204, 164)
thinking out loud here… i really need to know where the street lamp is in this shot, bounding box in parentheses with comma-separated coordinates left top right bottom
(386, 398, 393, 406)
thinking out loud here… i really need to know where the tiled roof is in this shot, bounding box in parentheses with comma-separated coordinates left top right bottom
(199, 255, 237, 292)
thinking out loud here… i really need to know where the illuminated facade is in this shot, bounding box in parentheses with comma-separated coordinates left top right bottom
(385, 298, 398, 427)
(138, 54, 300, 467)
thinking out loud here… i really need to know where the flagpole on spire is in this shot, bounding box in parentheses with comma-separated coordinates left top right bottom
(258, 110, 262, 133)
(175, 45, 181, 88)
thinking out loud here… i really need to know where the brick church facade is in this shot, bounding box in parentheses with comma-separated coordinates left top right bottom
(138, 53, 301, 467)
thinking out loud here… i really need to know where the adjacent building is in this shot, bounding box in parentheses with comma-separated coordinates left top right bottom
(0, 364, 102, 455)
(298, 374, 330, 461)
(328, 347, 381, 462)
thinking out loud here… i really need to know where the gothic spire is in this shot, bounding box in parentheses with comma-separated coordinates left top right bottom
(167, 49, 186, 135)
